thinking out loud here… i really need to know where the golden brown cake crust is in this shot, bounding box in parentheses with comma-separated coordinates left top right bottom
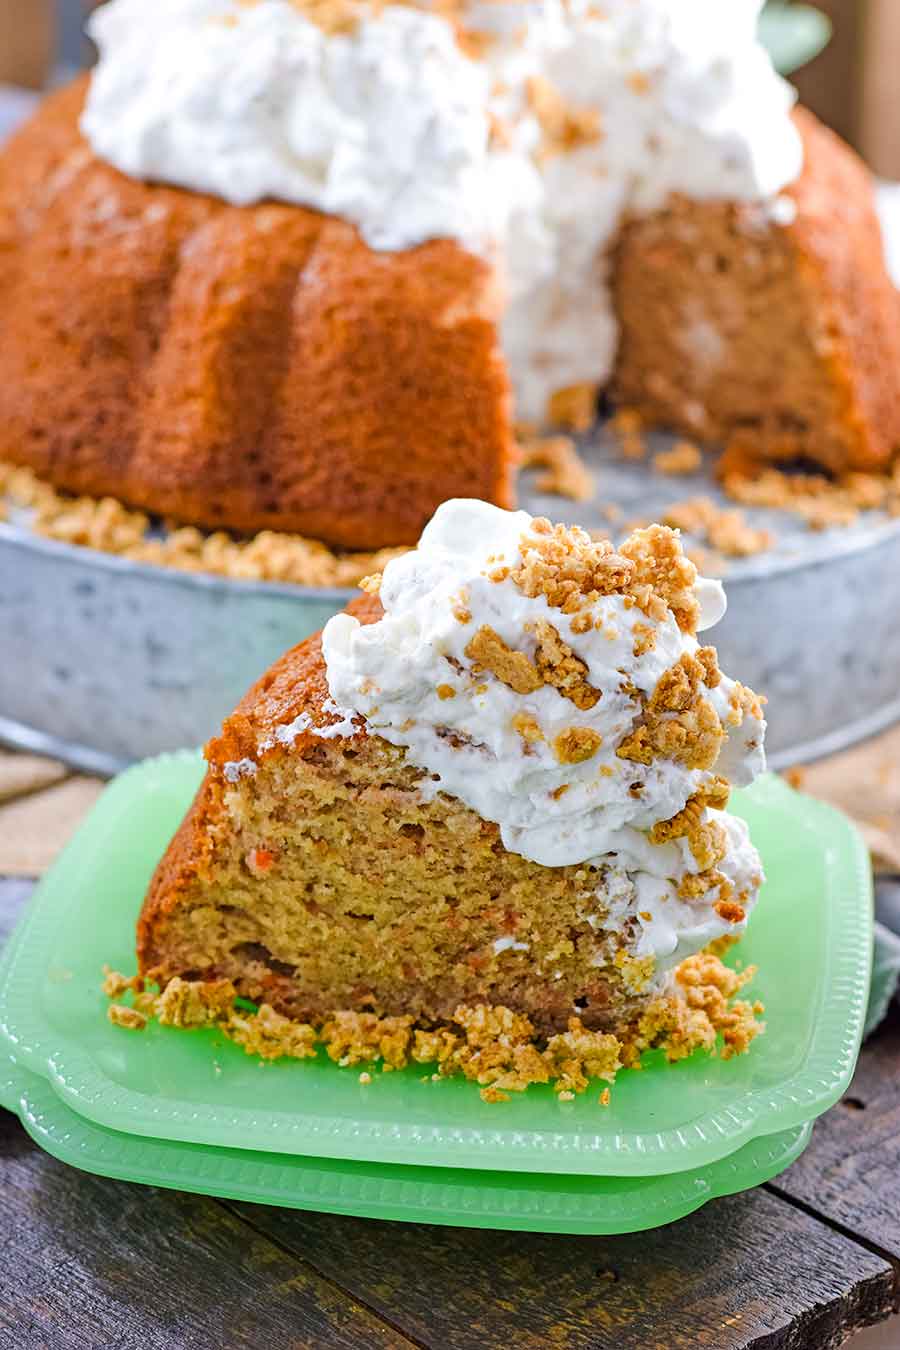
(0, 80, 514, 550)
(784, 108, 900, 472)
(137, 594, 381, 966)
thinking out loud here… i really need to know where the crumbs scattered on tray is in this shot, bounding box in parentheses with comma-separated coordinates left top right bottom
(0, 461, 406, 589)
(101, 949, 763, 1105)
(516, 428, 595, 502)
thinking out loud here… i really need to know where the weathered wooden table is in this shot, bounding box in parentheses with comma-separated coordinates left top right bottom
(2, 874, 898, 1350)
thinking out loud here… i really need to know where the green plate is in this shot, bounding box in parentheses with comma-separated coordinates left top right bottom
(0, 751, 871, 1177)
(0, 1052, 811, 1234)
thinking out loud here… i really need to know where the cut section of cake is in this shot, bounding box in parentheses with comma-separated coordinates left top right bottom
(133, 500, 768, 1089)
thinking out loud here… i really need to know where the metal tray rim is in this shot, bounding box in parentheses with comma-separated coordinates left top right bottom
(6, 505, 900, 597)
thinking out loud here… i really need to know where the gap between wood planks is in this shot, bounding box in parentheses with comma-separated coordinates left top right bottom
(214, 1188, 893, 1350)
(214, 1198, 431, 1350)
(764, 1181, 900, 1311)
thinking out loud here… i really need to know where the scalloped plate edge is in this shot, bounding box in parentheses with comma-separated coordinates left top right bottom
(2, 1051, 813, 1235)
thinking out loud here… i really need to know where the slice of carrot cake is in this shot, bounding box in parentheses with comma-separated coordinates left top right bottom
(122, 499, 767, 1094)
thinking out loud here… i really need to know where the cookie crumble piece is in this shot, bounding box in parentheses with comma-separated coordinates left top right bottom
(662, 496, 772, 559)
(465, 625, 543, 695)
(511, 519, 634, 615)
(653, 441, 702, 476)
(649, 778, 730, 868)
(518, 432, 595, 501)
(511, 516, 707, 633)
(529, 619, 601, 709)
(632, 621, 656, 656)
(553, 726, 604, 764)
(228, 1004, 318, 1061)
(512, 711, 544, 745)
(157, 976, 237, 1028)
(525, 74, 603, 160)
(547, 383, 598, 433)
(108, 1003, 147, 1031)
(678, 868, 726, 901)
(612, 407, 646, 460)
(714, 898, 747, 924)
(619, 525, 700, 633)
(102, 965, 144, 999)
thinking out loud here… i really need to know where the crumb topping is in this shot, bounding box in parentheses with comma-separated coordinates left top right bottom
(714, 897, 747, 924)
(618, 525, 700, 633)
(156, 975, 237, 1028)
(616, 647, 733, 771)
(653, 441, 702, 476)
(727, 681, 766, 725)
(720, 455, 900, 530)
(512, 710, 544, 744)
(618, 697, 722, 772)
(452, 591, 473, 625)
(651, 649, 719, 714)
(612, 407, 647, 460)
(0, 462, 406, 589)
(553, 726, 604, 764)
(662, 496, 773, 559)
(529, 619, 601, 709)
(464, 619, 604, 712)
(517, 431, 595, 501)
(547, 383, 599, 433)
(631, 621, 656, 657)
(465, 625, 544, 695)
(107, 1003, 147, 1031)
(525, 74, 603, 160)
(286, 0, 361, 36)
(508, 518, 700, 635)
(649, 777, 731, 869)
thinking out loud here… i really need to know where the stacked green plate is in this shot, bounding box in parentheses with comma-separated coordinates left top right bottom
(0, 753, 872, 1234)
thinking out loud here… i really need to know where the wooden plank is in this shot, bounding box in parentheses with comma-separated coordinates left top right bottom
(227, 1190, 893, 1350)
(0, 1119, 414, 1350)
(772, 1002, 900, 1272)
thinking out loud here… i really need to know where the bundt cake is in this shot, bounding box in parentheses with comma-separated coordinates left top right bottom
(3, 0, 899, 551)
(134, 501, 767, 1082)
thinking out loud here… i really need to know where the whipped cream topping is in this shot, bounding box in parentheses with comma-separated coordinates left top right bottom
(321, 499, 767, 972)
(82, 0, 804, 418)
(599, 812, 763, 971)
(82, 0, 495, 251)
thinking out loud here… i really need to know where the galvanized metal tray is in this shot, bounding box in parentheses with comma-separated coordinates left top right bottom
(4, 428, 900, 775)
